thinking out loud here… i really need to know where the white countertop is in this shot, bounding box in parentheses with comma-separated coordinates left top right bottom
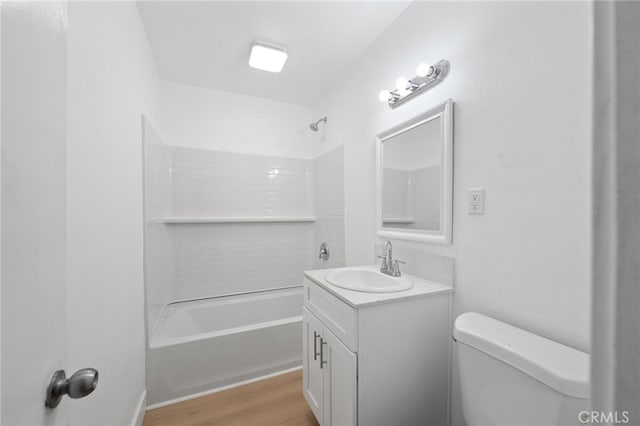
(303, 265, 453, 308)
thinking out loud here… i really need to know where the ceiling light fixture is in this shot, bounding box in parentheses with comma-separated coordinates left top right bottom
(249, 41, 288, 73)
(378, 59, 450, 108)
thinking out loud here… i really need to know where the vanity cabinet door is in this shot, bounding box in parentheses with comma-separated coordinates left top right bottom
(303, 307, 325, 424)
(323, 328, 357, 426)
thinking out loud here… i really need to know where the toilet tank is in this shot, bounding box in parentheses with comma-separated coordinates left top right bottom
(453, 313, 589, 426)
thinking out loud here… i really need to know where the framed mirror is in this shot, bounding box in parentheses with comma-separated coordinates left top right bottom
(376, 99, 453, 244)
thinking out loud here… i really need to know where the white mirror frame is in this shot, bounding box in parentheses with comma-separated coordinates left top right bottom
(376, 98, 453, 244)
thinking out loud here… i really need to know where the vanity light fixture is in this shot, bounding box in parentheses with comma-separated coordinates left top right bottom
(249, 41, 288, 73)
(378, 90, 400, 103)
(378, 59, 450, 108)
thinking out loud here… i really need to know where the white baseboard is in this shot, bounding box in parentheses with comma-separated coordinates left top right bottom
(131, 390, 147, 426)
(146, 366, 302, 410)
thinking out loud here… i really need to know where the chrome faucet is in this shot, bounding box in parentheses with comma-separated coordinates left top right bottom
(378, 240, 405, 277)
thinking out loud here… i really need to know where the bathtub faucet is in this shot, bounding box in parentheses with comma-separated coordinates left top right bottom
(318, 242, 330, 261)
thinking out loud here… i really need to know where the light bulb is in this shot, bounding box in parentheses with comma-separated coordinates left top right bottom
(416, 62, 433, 77)
(395, 77, 410, 91)
(378, 90, 392, 102)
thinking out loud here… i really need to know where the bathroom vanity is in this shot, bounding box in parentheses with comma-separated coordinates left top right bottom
(302, 267, 453, 426)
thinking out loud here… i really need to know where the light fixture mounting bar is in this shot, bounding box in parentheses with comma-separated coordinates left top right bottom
(387, 59, 450, 109)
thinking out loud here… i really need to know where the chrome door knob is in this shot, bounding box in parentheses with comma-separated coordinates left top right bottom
(45, 368, 98, 408)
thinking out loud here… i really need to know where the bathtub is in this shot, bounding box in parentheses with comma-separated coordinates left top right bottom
(147, 287, 303, 407)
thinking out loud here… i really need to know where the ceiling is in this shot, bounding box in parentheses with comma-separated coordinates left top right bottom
(137, 1, 410, 106)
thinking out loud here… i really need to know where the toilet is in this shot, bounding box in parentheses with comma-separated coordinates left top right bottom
(454, 312, 589, 426)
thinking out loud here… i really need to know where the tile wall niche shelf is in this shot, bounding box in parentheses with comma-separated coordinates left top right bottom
(162, 216, 316, 224)
(382, 217, 416, 224)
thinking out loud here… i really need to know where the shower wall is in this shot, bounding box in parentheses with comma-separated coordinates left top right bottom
(143, 119, 174, 331)
(382, 165, 440, 230)
(313, 146, 345, 269)
(411, 165, 440, 230)
(170, 147, 313, 217)
(382, 168, 411, 221)
(168, 147, 315, 302)
(143, 117, 344, 335)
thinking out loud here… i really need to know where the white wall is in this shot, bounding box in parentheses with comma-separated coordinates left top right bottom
(66, 2, 158, 424)
(312, 2, 591, 424)
(155, 80, 314, 159)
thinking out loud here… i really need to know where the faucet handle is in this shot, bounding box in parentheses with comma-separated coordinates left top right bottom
(318, 242, 330, 260)
(391, 259, 406, 276)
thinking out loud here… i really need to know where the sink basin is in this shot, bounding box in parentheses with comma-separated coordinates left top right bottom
(325, 266, 414, 293)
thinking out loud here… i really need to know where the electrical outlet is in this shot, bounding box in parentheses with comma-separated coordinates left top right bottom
(468, 188, 485, 214)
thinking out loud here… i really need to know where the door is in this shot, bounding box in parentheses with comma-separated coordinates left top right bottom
(323, 329, 357, 426)
(303, 307, 324, 423)
(1, 1, 69, 424)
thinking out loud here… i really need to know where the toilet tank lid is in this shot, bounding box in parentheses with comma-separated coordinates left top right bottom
(453, 312, 589, 399)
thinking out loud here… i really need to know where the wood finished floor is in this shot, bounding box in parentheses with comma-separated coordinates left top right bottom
(142, 370, 319, 426)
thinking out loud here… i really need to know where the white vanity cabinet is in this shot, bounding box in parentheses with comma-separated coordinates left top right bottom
(303, 307, 357, 426)
(302, 270, 452, 426)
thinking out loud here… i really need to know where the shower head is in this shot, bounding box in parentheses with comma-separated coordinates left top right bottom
(309, 116, 327, 132)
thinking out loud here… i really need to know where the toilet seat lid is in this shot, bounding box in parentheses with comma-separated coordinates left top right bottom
(453, 312, 589, 399)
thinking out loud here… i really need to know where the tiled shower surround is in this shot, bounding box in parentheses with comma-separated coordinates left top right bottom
(314, 146, 345, 269)
(383, 165, 440, 230)
(170, 148, 314, 218)
(143, 119, 344, 332)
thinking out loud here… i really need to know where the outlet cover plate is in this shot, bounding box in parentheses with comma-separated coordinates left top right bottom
(468, 188, 485, 214)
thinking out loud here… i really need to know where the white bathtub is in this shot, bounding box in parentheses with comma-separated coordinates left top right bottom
(147, 287, 303, 406)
